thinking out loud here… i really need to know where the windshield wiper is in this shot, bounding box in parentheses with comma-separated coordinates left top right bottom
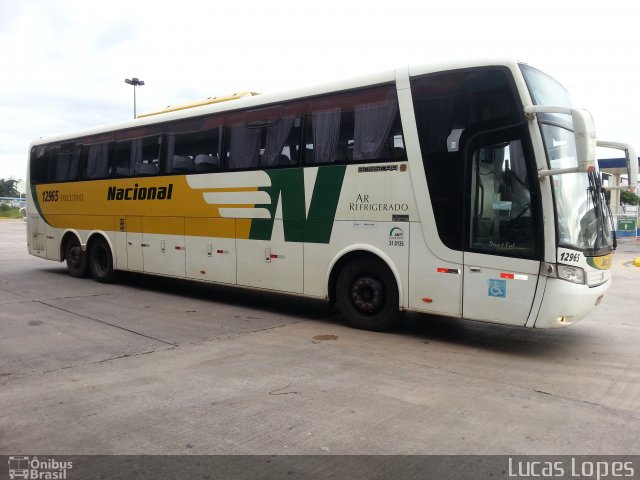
(587, 171, 615, 251)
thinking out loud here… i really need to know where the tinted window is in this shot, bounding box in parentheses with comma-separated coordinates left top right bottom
(30, 143, 81, 184)
(29, 86, 407, 183)
(116, 136, 161, 177)
(226, 106, 302, 170)
(303, 86, 405, 164)
(54, 143, 81, 182)
(82, 143, 112, 179)
(411, 68, 521, 250)
(30, 146, 51, 184)
(167, 128, 221, 174)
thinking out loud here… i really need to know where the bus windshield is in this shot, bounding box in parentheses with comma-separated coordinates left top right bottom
(521, 64, 613, 253)
(541, 124, 612, 251)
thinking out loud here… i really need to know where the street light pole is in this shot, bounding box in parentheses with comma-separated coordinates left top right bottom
(124, 77, 145, 119)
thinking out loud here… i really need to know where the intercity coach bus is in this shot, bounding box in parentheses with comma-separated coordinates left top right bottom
(26, 59, 638, 330)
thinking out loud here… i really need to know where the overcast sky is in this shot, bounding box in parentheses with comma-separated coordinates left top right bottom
(1, 0, 638, 186)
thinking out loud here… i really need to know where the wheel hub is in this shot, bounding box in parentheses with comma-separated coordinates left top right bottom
(350, 276, 384, 313)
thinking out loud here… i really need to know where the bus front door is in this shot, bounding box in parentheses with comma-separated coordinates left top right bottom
(462, 136, 540, 326)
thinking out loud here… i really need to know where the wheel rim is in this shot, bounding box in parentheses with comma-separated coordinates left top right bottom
(350, 275, 385, 314)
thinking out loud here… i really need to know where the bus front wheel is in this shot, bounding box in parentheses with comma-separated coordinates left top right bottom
(88, 237, 116, 283)
(64, 236, 87, 278)
(336, 257, 399, 331)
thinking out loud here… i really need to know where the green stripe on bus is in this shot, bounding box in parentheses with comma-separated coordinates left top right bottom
(249, 165, 347, 243)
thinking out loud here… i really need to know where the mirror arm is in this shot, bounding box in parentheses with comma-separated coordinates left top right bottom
(537, 167, 579, 179)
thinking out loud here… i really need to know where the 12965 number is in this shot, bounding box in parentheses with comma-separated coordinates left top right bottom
(559, 252, 580, 263)
(42, 190, 59, 202)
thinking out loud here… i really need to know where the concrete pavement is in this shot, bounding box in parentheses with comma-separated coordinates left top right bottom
(1, 220, 639, 455)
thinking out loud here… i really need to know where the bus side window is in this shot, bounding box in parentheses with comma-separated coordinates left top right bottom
(116, 136, 161, 177)
(82, 143, 112, 180)
(260, 116, 300, 168)
(115, 140, 133, 177)
(226, 124, 261, 170)
(304, 109, 341, 164)
(54, 143, 81, 182)
(352, 100, 399, 161)
(135, 136, 161, 176)
(30, 142, 81, 184)
(303, 86, 404, 165)
(167, 128, 220, 174)
(30, 146, 49, 184)
(226, 106, 301, 170)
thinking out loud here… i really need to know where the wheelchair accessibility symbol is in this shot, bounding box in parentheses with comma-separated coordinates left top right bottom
(488, 279, 507, 298)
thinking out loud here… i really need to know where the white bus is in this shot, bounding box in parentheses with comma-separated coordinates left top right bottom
(26, 59, 638, 330)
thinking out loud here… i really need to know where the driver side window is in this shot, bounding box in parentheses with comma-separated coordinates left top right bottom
(469, 137, 537, 257)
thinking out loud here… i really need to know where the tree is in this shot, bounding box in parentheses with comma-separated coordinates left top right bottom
(620, 189, 640, 206)
(0, 179, 20, 198)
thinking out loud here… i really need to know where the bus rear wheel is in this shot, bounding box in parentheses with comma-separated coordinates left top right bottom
(64, 236, 87, 278)
(336, 257, 399, 331)
(88, 237, 116, 283)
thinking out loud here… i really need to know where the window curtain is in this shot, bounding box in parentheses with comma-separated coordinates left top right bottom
(261, 117, 295, 166)
(229, 125, 261, 169)
(353, 101, 398, 161)
(67, 148, 81, 181)
(131, 138, 144, 174)
(312, 109, 340, 164)
(87, 144, 109, 178)
(54, 151, 69, 182)
(165, 135, 176, 171)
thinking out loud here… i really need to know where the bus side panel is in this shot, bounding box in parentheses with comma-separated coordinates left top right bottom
(115, 216, 127, 270)
(125, 216, 143, 272)
(141, 217, 186, 277)
(28, 214, 47, 258)
(303, 162, 416, 303)
(236, 219, 304, 294)
(304, 220, 409, 306)
(45, 223, 58, 261)
(185, 218, 237, 285)
(407, 222, 462, 317)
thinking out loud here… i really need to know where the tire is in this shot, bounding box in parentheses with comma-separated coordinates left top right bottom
(336, 257, 399, 331)
(64, 236, 88, 278)
(88, 237, 116, 283)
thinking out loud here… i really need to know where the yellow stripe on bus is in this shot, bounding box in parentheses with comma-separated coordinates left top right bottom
(35, 178, 261, 240)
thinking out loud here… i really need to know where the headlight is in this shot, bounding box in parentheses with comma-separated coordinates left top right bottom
(557, 264, 585, 285)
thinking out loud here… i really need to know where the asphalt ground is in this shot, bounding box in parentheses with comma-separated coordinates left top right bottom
(1, 219, 639, 455)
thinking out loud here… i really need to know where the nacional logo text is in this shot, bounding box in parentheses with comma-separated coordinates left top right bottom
(107, 184, 173, 201)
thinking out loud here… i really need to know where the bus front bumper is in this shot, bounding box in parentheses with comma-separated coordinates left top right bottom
(534, 277, 610, 328)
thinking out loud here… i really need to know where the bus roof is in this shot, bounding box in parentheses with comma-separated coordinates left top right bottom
(137, 91, 262, 118)
(29, 58, 523, 147)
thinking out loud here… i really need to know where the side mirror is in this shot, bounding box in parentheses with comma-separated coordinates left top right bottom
(596, 141, 638, 193)
(571, 109, 597, 173)
(524, 106, 597, 177)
